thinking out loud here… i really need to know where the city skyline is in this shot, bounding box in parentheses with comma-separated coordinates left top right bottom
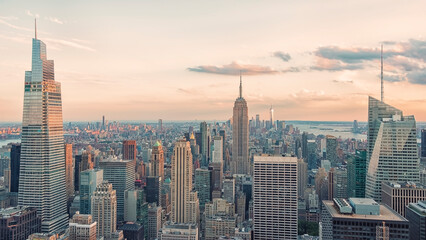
(2, 1, 426, 122)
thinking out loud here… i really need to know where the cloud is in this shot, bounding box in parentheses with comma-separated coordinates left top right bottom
(187, 61, 279, 76)
(25, 10, 39, 18)
(0, 19, 32, 32)
(45, 17, 64, 24)
(289, 89, 338, 102)
(315, 46, 381, 63)
(273, 51, 291, 62)
(311, 57, 364, 71)
(406, 71, 426, 84)
(0, 16, 18, 21)
(332, 79, 353, 84)
(43, 37, 96, 52)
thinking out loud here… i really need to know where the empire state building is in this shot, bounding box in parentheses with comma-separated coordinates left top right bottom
(232, 75, 249, 175)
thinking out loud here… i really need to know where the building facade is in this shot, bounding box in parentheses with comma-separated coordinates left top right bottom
(253, 155, 298, 239)
(0, 206, 41, 240)
(91, 181, 117, 238)
(381, 181, 426, 217)
(18, 30, 68, 234)
(80, 169, 103, 214)
(69, 213, 97, 240)
(406, 201, 426, 240)
(232, 77, 249, 175)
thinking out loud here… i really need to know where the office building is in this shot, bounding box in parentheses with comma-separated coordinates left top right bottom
(147, 203, 162, 240)
(307, 140, 317, 170)
(171, 140, 199, 223)
(253, 155, 297, 239)
(146, 176, 162, 206)
(99, 157, 135, 222)
(10, 143, 20, 193)
(65, 144, 74, 202)
(200, 121, 209, 166)
(298, 159, 307, 198)
(158, 222, 199, 240)
(422, 129, 426, 158)
(69, 213, 97, 240)
(91, 181, 117, 238)
(150, 141, 165, 182)
(223, 177, 235, 204)
(347, 149, 367, 198)
(0, 206, 41, 240)
(194, 168, 211, 207)
(232, 76, 249, 175)
(325, 135, 338, 166)
(124, 190, 148, 226)
(381, 181, 426, 217)
(119, 223, 144, 240)
(366, 97, 420, 201)
(406, 201, 426, 240)
(334, 168, 348, 199)
(209, 161, 223, 193)
(219, 130, 226, 160)
(18, 27, 68, 234)
(328, 168, 335, 200)
(122, 140, 137, 164)
(212, 136, 223, 164)
(79, 169, 103, 214)
(75, 151, 93, 192)
(321, 198, 409, 239)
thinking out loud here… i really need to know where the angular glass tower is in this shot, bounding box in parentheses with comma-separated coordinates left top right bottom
(18, 32, 68, 233)
(365, 96, 419, 201)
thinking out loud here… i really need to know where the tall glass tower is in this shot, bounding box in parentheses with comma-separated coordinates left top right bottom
(18, 27, 68, 233)
(365, 96, 419, 201)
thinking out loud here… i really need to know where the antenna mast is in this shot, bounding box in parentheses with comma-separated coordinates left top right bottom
(239, 70, 242, 98)
(35, 18, 37, 39)
(381, 44, 384, 102)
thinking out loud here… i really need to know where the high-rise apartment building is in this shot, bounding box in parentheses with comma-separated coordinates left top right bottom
(253, 155, 297, 239)
(69, 213, 97, 240)
(18, 28, 68, 234)
(99, 158, 135, 222)
(381, 181, 426, 217)
(0, 206, 41, 239)
(422, 129, 426, 158)
(65, 144, 74, 202)
(91, 181, 117, 238)
(150, 141, 164, 182)
(232, 76, 249, 175)
(366, 97, 419, 201)
(80, 169, 103, 214)
(122, 140, 137, 164)
(406, 201, 426, 240)
(171, 140, 199, 223)
(10, 143, 20, 193)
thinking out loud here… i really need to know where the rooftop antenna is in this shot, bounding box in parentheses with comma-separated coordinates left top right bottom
(239, 70, 242, 98)
(35, 18, 37, 39)
(381, 44, 384, 102)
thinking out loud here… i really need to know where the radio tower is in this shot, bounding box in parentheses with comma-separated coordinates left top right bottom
(381, 44, 384, 102)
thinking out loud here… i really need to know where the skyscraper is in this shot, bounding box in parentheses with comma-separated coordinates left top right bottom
(99, 158, 135, 222)
(10, 143, 21, 193)
(194, 168, 211, 207)
(269, 105, 274, 130)
(232, 76, 249, 175)
(171, 140, 199, 223)
(150, 141, 164, 182)
(347, 149, 367, 198)
(422, 129, 426, 158)
(18, 25, 68, 233)
(200, 121, 209, 167)
(366, 97, 419, 201)
(122, 140, 137, 164)
(65, 144, 74, 202)
(91, 181, 117, 238)
(253, 155, 297, 239)
(80, 169, 103, 214)
(325, 135, 338, 166)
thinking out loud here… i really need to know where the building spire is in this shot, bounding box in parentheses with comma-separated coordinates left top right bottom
(35, 18, 37, 39)
(381, 44, 384, 102)
(239, 71, 242, 98)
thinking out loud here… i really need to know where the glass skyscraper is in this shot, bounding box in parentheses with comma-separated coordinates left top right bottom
(365, 96, 419, 201)
(18, 32, 68, 233)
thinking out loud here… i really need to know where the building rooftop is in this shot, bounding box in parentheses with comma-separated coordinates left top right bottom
(323, 200, 407, 222)
(408, 201, 426, 216)
(384, 181, 426, 189)
(349, 198, 379, 206)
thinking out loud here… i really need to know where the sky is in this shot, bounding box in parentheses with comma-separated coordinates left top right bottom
(1, 0, 426, 122)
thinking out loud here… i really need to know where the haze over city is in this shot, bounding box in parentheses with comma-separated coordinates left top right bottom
(1, 0, 426, 121)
